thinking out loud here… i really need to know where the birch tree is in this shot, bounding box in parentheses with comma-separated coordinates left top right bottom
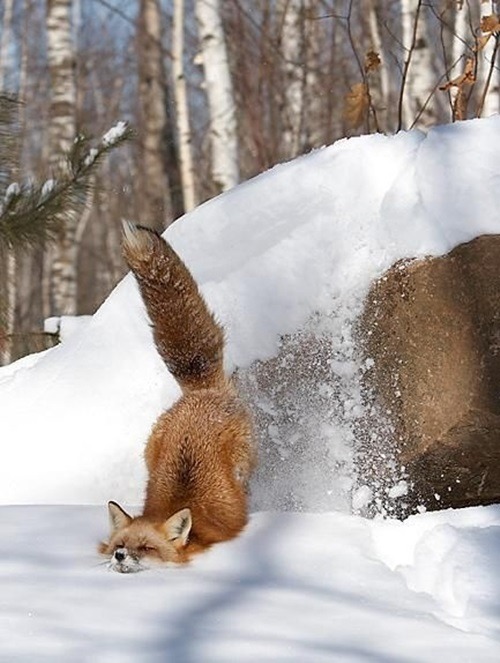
(449, 0, 470, 118)
(0, 0, 15, 364)
(46, 0, 78, 316)
(278, 0, 308, 159)
(368, 0, 390, 131)
(478, 0, 500, 117)
(399, 0, 437, 129)
(137, 0, 173, 229)
(196, 0, 239, 192)
(173, 0, 197, 212)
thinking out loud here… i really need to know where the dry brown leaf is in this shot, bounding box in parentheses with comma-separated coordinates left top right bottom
(343, 82, 369, 129)
(480, 14, 500, 34)
(440, 57, 476, 90)
(364, 50, 381, 74)
(475, 33, 492, 52)
(453, 87, 468, 121)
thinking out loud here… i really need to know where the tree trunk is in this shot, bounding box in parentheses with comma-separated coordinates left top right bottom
(196, 0, 239, 193)
(0, 0, 13, 90)
(450, 1, 469, 119)
(400, 0, 437, 129)
(278, 0, 306, 158)
(478, 0, 500, 117)
(0, 0, 15, 364)
(46, 0, 78, 316)
(368, 0, 390, 131)
(137, 0, 183, 229)
(173, 0, 197, 212)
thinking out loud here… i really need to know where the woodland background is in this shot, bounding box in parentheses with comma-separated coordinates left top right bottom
(0, 0, 499, 364)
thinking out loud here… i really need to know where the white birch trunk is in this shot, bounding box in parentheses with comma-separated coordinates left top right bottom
(195, 0, 239, 192)
(279, 0, 306, 158)
(368, 0, 390, 130)
(449, 1, 469, 117)
(0, 0, 15, 364)
(46, 0, 78, 316)
(173, 0, 197, 211)
(479, 0, 500, 117)
(400, 0, 436, 128)
(0, 0, 13, 90)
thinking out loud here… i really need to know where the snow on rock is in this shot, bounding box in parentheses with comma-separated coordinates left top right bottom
(1, 117, 500, 507)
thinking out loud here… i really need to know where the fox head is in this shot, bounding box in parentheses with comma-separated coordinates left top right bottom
(99, 501, 192, 573)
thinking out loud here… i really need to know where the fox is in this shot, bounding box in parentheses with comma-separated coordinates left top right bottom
(99, 223, 256, 573)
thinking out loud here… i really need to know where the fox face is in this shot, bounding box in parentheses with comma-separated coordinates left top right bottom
(99, 502, 192, 573)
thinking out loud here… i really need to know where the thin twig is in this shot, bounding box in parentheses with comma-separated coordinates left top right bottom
(409, 55, 462, 130)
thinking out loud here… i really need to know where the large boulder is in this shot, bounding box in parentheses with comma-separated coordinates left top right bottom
(360, 234, 500, 512)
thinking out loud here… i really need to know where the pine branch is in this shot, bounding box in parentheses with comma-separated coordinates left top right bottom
(0, 121, 133, 253)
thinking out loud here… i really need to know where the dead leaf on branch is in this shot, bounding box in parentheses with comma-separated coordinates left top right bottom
(440, 57, 475, 90)
(453, 87, 468, 121)
(480, 14, 500, 34)
(364, 50, 381, 74)
(343, 83, 369, 130)
(475, 33, 492, 52)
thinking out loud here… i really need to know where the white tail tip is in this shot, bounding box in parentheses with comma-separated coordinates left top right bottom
(121, 221, 155, 258)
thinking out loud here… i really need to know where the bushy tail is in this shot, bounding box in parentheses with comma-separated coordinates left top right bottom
(122, 223, 225, 392)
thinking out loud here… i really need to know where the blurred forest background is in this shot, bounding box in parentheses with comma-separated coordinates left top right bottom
(0, 0, 498, 364)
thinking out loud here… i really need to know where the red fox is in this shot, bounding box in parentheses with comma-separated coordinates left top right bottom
(99, 224, 256, 573)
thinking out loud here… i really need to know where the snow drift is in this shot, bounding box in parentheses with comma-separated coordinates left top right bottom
(2, 117, 500, 509)
(1, 118, 500, 661)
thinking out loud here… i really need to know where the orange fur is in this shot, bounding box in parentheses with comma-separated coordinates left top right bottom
(100, 224, 256, 570)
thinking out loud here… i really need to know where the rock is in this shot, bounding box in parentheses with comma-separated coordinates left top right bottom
(359, 235, 500, 512)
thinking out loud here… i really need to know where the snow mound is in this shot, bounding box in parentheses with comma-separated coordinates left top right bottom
(371, 505, 500, 634)
(1, 117, 500, 506)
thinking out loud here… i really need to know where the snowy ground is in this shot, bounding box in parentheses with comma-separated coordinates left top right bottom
(1, 117, 500, 660)
(1, 505, 499, 662)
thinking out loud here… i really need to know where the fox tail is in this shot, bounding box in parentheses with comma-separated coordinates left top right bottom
(122, 222, 225, 392)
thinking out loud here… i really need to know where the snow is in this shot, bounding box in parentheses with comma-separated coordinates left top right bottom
(1, 117, 500, 659)
(43, 315, 92, 341)
(1, 505, 498, 661)
(101, 120, 128, 147)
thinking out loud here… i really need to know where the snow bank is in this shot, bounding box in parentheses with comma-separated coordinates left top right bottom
(1, 116, 500, 506)
(1, 505, 498, 662)
(371, 505, 500, 635)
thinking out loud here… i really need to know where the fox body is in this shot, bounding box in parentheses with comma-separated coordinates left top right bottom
(100, 225, 256, 573)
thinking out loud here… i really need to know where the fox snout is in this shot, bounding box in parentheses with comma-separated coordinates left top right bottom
(113, 548, 126, 563)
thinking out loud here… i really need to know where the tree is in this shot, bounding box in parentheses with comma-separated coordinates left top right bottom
(399, 0, 438, 129)
(0, 96, 131, 363)
(196, 0, 239, 193)
(0, 0, 16, 364)
(137, 0, 183, 228)
(449, 0, 470, 120)
(478, 0, 500, 117)
(173, 0, 198, 212)
(278, 0, 307, 159)
(46, 0, 79, 316)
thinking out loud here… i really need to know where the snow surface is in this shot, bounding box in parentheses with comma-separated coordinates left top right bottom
(1, 505, 499, 662)
(1, 117, 500, 659)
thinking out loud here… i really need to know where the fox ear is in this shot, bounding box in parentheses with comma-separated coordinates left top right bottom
(108, 501, 132, 532)
(162, 508, 192, 547)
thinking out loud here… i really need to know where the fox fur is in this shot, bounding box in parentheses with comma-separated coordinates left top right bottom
(99, 224, 256, 572)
